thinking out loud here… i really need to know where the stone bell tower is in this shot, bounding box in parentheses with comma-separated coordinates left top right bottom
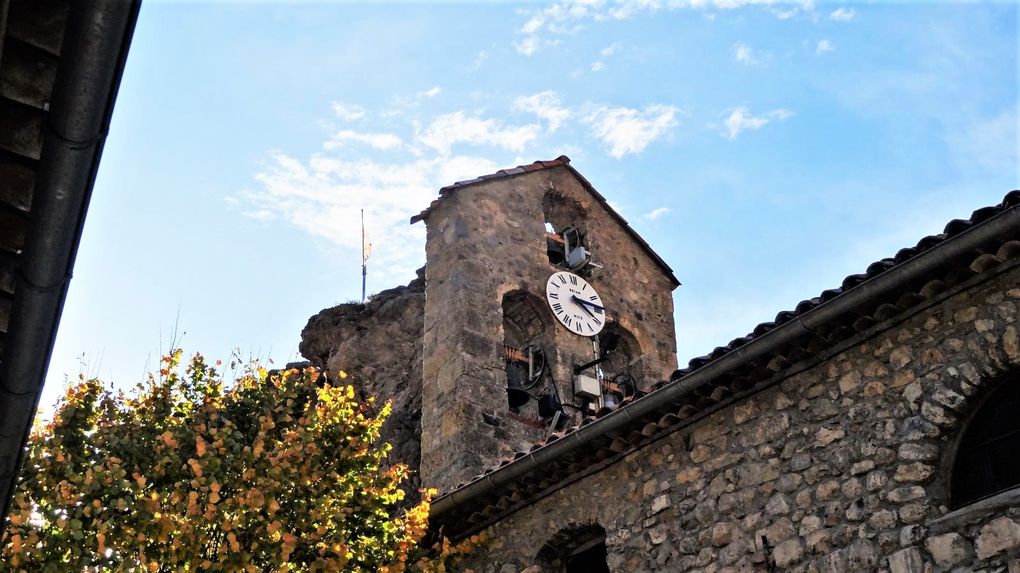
(410, 157, 680, 494)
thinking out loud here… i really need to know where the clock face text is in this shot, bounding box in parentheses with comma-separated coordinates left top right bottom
(545, 271, 606, 336)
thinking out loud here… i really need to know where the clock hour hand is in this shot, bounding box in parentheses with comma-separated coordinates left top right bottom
(572, 297, 597, 318)
(570, 295, 602, 317)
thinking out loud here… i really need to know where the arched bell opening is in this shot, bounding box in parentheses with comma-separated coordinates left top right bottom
(502, 290, 553, 412)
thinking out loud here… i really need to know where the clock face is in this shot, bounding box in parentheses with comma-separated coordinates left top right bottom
(545, 271, 606, 336)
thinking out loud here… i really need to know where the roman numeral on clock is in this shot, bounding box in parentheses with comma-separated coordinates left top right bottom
(552, 302, 563, 314)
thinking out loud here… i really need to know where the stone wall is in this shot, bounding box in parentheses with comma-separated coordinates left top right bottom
(299, 268, 425, 496)
(458, 265, 1020, 572)
(419, 166, 679, 494)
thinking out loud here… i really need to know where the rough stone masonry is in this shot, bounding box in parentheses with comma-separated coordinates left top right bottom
(300, 158, 1020, 572)
(455, 267, 1020, 573)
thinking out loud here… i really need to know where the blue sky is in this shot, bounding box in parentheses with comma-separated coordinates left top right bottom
(43, 0, 1017, 411)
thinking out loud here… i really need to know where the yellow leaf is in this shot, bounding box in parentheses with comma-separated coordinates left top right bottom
(195, 436, 207, 456)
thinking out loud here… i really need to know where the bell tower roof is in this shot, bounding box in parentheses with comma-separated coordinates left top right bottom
(410, 156, 681, 288)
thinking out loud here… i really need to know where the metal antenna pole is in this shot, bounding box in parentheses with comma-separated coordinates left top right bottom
(361, 209, 367, 303)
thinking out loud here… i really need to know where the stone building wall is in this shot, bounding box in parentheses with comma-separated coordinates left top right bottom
(419, 165, 678, 494)
(458, 265, 1020, 572)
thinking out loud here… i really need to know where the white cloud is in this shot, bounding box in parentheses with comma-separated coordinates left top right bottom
(816, 39, 834, 53)
(514, 0, 816, 55)
(514, 91, 572, 132)
(721, 107, 793, 139)
(644, 207, 672, 220)
(417, 111, 541, 155)
(469, 50, 489, 71)
(607, 0, 662, 20)
(324, 130, 403, 151)
(829, 7, 855, 21)
(241, 145, 505, 281)
(520, 15, 545, 35)
(515, 36, 540, 56)
(591, 61, 607, 72)
(248, 157, 451, 276)
(584, 104, 679, 158)
(417, 86, 442, 99)
(600, 42, 622, 57)
(234, 93, 681, 291)
(733, 42, 756, 64)
(243, 209, 274, 221)
(238, 95, 572, 282)
(330, 101, 366, 121)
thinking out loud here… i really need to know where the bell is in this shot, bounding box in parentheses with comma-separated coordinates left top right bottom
(506, 362, 531, 408)
(599, 332, 620, 357)
(538, 393, 562, 418)
(507, 386, 530, 408)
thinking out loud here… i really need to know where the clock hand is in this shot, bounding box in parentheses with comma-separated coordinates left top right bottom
(570, 295, 599, 318)
(571, 295, 605, 312)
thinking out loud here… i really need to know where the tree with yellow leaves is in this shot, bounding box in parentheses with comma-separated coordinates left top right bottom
(2, 350, 481, 572)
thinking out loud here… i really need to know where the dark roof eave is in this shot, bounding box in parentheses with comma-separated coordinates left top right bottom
(0, 0, 142, 525)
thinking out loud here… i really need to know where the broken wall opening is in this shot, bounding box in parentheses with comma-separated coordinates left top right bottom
(543, 190, 590, 269)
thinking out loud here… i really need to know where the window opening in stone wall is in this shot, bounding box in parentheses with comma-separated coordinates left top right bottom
(565, 538, 610, 573)
(543, 190, 599, 273)
(536, 524, 610, 573)
(951, 375, 1020, 508)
